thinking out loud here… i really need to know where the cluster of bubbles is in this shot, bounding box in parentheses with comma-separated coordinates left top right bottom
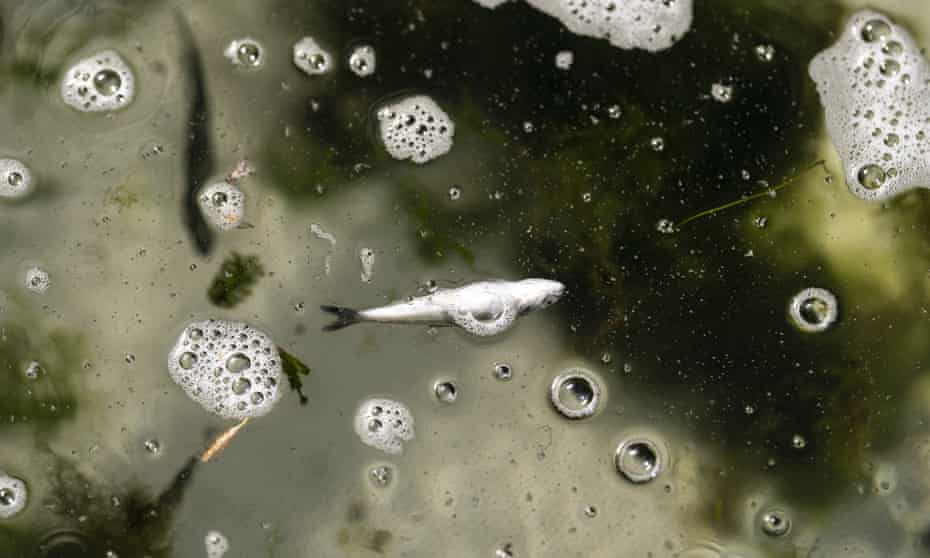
(359, 248, 375, 283)
(205, 530, 230, 558)
(60, 50, 135, 112)
(549, 368, 602, 419)
(167, 319, 283, 419)
(293, 37, 333, 76)
(377, 95, 455, 164)
(809, 11, 930, 202)
(482, 0, 695, 52)
(348, 45, 376, 77)
(24, 266, 50, 294)
(368, 464, 393, 487)
(788, 287, 838, 333)
(0, 159, 34, 199)
(353, 398, 415, 455)
(0, 472, 27, 519)
(198, 181, 245, 231)
(23, 361, 42, 380)
(224, 38, 264, 68)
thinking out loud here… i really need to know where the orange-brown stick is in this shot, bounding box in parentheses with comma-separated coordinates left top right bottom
(200, 417, 250, 463)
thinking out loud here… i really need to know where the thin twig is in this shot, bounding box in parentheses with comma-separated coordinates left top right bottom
(200, 417, 250, 463)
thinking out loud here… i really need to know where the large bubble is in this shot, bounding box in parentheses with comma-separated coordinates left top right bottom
(0, 472, 27, 519)
(60, 50, 135, 112)
(810, 11, 930, 201)
(353, 398, 415, 455)
(376, 95, 455, 164)
(293, 37, 333, 76)
(167, 319, 283, 419)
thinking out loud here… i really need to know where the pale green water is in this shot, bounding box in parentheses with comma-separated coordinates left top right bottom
(2, 1, 930, 557)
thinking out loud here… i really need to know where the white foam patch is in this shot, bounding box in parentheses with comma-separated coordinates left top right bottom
(348, 45, 376, 77)
(23, 267, 49, 294)
(60, 50, 135, 112)
(523, 0, 693, 52)
(810, 11, 930, 202)
(205, 530, 230, 558)
(377, 95, 455, 164)
(359, 248, 375, 283)
(198, 182, 245, 231)
(293, 37, 333, 76)
(167, 320, 283, 420)
(472, 0, 511, 8)
(0, 159, 33, 199)
(353, 398, 415, 455)
(0, 472, 27, 519)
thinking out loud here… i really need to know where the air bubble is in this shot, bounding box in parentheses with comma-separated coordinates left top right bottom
(550, 369, 602, 419)
(143, 438, 161, 455)
(656, 219, 675, 234)
(0, 472, 27, 519)
(789, 287, 838, 333)
(448, 185, 462, 200)
(0, 159, 34, 199)
(615, 437, 663, 483)
(493, 362, 513, 381)
(607, 105, 622, 119)
(224, 38, 264, 68)
(857, 164, 886, 190)
(759, 509, 792, 537)
(293, 37, 332, 76)
(861, 19, 892, 43)
(755, 44, 775, 62)
(650, 137, 665, 151)
(23, 361, 42, 380)
(226, 353, 252, 373)
(434, 380, 458, 404)
(791, 434, 807, 450)
(231, 377, 251, 395)
(205, 530, 230, 558)
(494, 544, 514, 558)
(179, 352, 197, 370)
(555, 50, 574, 70)
(348, 45, 376, 77)
(61, 50, 135, 112)
(710, 83, 733, 103)
(24, 267, 50, 294)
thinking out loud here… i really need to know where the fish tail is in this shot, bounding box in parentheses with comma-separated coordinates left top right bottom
(320, 305, 361, 331)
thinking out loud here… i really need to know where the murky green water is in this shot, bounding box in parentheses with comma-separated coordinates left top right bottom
(3, 0, 930, 556)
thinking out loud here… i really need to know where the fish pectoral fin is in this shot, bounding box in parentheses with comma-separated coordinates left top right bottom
(449, 305, 517, 337)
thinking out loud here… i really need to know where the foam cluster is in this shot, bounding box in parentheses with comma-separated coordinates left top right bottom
(60, 50, 135, 112)
(0, 159, 33, 199)
(293, 37, 333, 76)
(0, 472, 27, 519)
(198, 181, 245, 231)
(523, 0, 693, 52)
(810, 11, 930, 202)
(167, 319, 283, 419)
(205, 530, 230, 558)
(24, 267, 50, 294)
(353, 398, 415, 455)
(377, 95, 455, 164)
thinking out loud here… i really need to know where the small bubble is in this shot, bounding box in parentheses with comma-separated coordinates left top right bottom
(615, 438, 662, 483)
(882, 40, 903, 56)
(448, 185, 462, 201)
(760, 509, 791, 537)
(495, 543, 514, 558)
(522, 121, 534, 133)
(0, 473, 27, 518)
(582, 192, 592, 203)
(607, 105, 622, 119)
(24, 267, 50, 294)
(583, 505, 598, 518)
(754, 216, 768, 228)
(555, 50, 574, 70)
(348, 45, 376, 77)
(879, 58, 900, 77)
(493, 362, 513, 381)
(650, 137, 665, 152)
(24, 361, 42, 380)
(434, 380, 458, 404)
(369, 464, 393, 487)
(600, 352, 612, 364)
(789, 287, 838, 333)
(710, 82, 733, 103)
(656, 219, 675, 234)
(235, 40, 263, 67)
(124, 353, 136, 365)
(791, 434, 807, 450)
(857, 164, 886, 190)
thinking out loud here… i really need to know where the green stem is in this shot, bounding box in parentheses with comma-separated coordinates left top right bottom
(675, 160, 828, 230)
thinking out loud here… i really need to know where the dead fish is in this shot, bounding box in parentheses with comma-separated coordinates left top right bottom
(321, 278, 565, 337)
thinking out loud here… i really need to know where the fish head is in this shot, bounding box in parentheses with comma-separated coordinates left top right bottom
(515, 279, 566, 311)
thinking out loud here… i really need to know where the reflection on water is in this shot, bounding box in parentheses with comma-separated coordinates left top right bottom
(2, 0, 930, 556)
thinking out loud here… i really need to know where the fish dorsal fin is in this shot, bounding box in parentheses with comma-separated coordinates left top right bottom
(449, 302, 517, 337)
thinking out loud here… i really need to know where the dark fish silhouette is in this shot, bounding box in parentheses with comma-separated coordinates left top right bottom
(175, 10, 213, 255)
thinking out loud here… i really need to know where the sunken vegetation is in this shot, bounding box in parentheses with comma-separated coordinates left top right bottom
(207, 252, 266, 308)
(258, 0, 920, 512)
